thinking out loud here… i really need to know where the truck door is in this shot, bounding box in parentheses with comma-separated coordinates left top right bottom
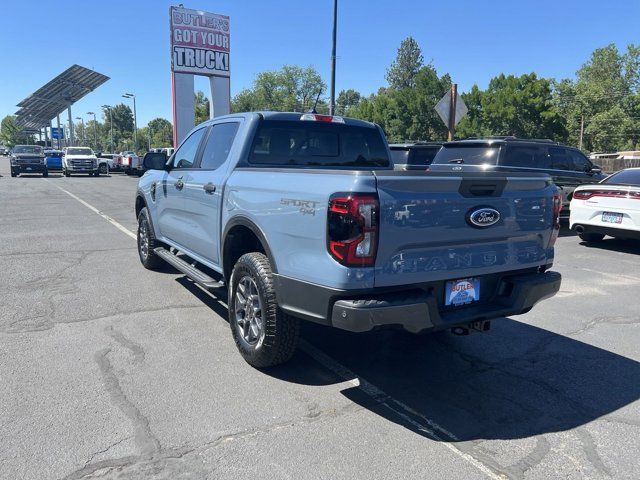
(156, 127, 207, 246)
(182, 121, 241, 265)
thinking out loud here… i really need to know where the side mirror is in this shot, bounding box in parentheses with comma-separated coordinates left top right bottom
(588, 165, 602, 174)
(143, 152, 168, 171)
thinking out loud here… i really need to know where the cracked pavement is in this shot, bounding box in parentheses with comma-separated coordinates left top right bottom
(1, 159, 639, 479)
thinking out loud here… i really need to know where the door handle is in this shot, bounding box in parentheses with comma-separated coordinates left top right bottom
(203, 182, 216, 194)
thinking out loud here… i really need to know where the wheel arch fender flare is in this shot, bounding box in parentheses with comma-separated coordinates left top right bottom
(222, 216, 277, 278)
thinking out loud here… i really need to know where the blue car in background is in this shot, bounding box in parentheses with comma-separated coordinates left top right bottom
(45, 150, 63, 170)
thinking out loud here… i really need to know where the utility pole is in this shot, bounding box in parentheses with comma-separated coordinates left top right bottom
(67, 106, 75, 146)
(579, 114, 584, 150)
(329, 0, 337, 115)
(123, 93, 137, 151)
(447, 84, 458, 141)
(102, 105, 114, 153)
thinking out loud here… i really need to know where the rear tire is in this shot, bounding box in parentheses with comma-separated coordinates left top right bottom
(229, 252, 300, 368)
(579, 232, 605, 242)
(11, 171, 17, 177)
(137, 207, 163, 270)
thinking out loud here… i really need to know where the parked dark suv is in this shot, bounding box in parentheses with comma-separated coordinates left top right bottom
(389, 142, 442, 170)
(430, 137, 606, 218)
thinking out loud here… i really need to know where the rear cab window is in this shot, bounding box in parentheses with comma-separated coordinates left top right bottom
(248, 120, 389, 168)
(432, 143, 500, 166)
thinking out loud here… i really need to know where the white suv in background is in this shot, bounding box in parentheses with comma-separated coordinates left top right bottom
(62, 147, 99, 177)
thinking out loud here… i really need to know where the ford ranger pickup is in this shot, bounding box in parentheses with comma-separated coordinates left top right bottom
(135, 112, 562, 368)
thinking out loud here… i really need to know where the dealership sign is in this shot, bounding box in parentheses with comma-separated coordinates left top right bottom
(169, 6, 230, 77)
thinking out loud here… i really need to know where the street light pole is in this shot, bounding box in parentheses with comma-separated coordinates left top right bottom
(123, 93, 137, 151)
(102, 105, 114, 153)
(87, 112, 98, 150)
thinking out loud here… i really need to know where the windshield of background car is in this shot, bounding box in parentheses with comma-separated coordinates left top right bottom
(432, 144, 500, 165)
(67, 148, 93, 156)
(46, 151, 62, 158)
(390, 148, 410, 165)
(14, 146, 43, 154)
(248, 120, 390, 168)
(602, 169, 640, 185)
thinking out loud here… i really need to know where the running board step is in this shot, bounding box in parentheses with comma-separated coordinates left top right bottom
(154, 247, 225, 289)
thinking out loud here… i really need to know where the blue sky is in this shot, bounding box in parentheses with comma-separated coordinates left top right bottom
(1, 0, 639, 127)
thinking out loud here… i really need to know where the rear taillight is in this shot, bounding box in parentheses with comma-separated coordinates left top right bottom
(573, 189, 640, 200)
(548, 190, 562, 248)
(327, 194, 379, 267)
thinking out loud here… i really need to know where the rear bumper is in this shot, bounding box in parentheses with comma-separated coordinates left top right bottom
(275, 270, 561, 334)
(571, 224, 640, 239)
(12, 164, 47, 173)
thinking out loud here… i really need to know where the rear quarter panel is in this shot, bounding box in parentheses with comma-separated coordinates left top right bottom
(223, 169, 377, 289)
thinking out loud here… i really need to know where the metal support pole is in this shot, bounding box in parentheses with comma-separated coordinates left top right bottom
(132, 96, 138, 150)
(67, 106, 75, 146)
(447, 84, 458, 141)
(56, 115, 62, 149)
(579, 114, 584, 150)
(329, 0, 337, 115)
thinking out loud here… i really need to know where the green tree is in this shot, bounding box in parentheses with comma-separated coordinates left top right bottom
(336, 89, 362, 115)
(147, 118, 173, 147)
(231, 65, 327, 112)
(457, 73, 567, 141)
(102, 104, 134, 151)
(195, 91, 210, 124)
(385, 37, 424, 90)
(553, 43, 640, 151)
(349, 66, 451, 142)
(0, 115, 31, 147)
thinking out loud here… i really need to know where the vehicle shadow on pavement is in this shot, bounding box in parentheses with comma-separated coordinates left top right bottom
(174, 275, 640, 442)
(298, 320, 640, 443)
(580, 238, 640, 255)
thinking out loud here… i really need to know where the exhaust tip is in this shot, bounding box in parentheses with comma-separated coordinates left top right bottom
(575, 225, 585, 234)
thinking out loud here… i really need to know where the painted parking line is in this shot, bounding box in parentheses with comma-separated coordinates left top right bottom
(46, 180, 137, 240)
(49, 180, 501, 479)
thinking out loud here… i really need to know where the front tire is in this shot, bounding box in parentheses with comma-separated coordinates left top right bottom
(229, 252, 299, 368)
(42, 169, 48, 178)
(137, 207, 163, 270)
(99, 163, 108, 175)
(64, 170, 70, 177)
(579, 232, 605, 242)
(11, 171, 17, 177)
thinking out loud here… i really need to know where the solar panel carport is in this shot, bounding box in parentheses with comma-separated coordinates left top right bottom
(14, 64, 109, 145)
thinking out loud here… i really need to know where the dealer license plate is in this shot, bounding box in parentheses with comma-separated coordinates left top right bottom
(602, 212, 623, 224)
(445, 278, 480, 306)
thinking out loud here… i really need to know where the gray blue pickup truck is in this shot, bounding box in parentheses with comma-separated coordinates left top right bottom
(135, 112, 562, 367)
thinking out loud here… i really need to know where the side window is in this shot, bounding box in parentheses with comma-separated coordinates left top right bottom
(569, 149, 591, 172)
(172, 128, 206, 169)
(409, 147, 439, 166)
(503, 146, 546, 168)
(548, 147, 571, 170)
(200, 122, 240, 170)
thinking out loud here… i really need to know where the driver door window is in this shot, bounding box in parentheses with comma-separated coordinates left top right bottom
(172, 128, 206, 169)
(569, 149, 591, 172)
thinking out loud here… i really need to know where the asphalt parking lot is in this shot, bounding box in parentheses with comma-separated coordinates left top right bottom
(1, 158, 639, 480)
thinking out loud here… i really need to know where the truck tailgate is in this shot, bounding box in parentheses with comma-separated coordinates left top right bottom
(374, 171, 556, 287)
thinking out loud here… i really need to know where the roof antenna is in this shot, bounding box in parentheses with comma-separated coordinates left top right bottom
(308, 89, 322, 114)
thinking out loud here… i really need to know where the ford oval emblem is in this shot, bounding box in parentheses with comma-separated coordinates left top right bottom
(467, 207, 501, 228)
